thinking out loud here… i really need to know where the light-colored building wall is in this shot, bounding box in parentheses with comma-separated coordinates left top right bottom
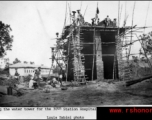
(24, 68, 35, 76)
(9, 68, 25, 76)
(9, 63, 52, 77)
(41, 69, 51, 75)
(0, 58, 9, 69)
(9, 67, 51, 77)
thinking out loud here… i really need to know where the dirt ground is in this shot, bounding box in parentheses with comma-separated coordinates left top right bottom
(1, 79, 152, 107)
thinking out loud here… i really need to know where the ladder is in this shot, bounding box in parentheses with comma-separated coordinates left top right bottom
(123, 66, 132, 81)
(71, 26, 87, 83)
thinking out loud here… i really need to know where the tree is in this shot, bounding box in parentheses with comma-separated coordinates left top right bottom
(30, 61, 34, 64)
(24, 61, 28, 64)
(0, 21, 13, 57)
(13, 58, 21, 64)
(3, 62, 9, 74)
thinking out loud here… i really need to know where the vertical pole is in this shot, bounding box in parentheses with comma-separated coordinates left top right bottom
(92, 28, 95, 81)
(127, 1, 136, 62)
(115, 1, 120, 80)
(47, 48, 54, 81)
(66, 38, 70, 82)
(113, 52, 115, 80)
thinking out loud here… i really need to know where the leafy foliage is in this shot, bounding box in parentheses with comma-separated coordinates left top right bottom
(13, 58, 21, 64)
(24, 74, 32, 82)
(139, 31, 152, 55)
(0, 21, 13, 57)
(24, 61, 28, 64)
(30, 61, 34, 64)
(3, 77, 19, 87)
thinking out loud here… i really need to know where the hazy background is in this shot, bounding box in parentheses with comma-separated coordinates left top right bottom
(0, 1, 152, 66)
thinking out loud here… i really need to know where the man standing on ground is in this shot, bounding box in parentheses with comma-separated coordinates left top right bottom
(14, 68, 20, 82)
(34, 67, 42, 87)
(29, 76, 36, 89)
(59, 73, 63, 86)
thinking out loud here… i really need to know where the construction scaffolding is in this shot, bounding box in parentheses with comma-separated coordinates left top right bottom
(70, 25, 87, 83)
(49, 2, 152, 83)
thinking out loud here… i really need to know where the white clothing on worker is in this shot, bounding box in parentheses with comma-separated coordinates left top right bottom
(14, 76, 18, 79)
(29, 79, 36, 89)
(105, 16, 111, 26)
(34, 69, 42, 79)
(71, 14, 76, 24)
(59, 74, 63, 79)
(52, 78, 58, 83)
(52, 77, 55, 82)
(77, 13, 84, 26)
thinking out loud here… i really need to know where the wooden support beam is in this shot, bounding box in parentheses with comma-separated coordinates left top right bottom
(84, 54, 96, 56)
(81, 29, 117, 32)
(102, 42, 115, 44)
(72, 68, 91, 71)
(102, 54, 115, 56)
(80, 42, 95, 44)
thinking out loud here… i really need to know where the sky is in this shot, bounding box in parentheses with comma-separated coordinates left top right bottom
(0, 1, 152, 66)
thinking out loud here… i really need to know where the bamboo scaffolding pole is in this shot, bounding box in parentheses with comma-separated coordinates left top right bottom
(92, 28, 96, 81)
(127, 1, 136, 62)
(66, 38, 71, 82)
(114, 1, 120, 80)
(144, 1, 150, 33)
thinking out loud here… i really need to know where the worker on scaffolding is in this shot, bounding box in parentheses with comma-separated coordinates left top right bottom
(76, 10, 84, 26)
(71, 11, 77, 26)
(104, 15, 111, 26)
(113, 18, 117, 27)
(91, 18, 95, 26)
(97, 18, 100, 25)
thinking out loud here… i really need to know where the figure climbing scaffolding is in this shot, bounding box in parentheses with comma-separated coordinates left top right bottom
(76, 10, 84, 26)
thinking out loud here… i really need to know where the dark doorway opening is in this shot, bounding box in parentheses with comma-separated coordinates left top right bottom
(81, 30, 97, 80)
(102, 56, 114, 79)
(100, 31, 116, 79)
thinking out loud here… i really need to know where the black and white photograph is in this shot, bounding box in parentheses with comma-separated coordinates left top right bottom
(1, 1, 152, 108)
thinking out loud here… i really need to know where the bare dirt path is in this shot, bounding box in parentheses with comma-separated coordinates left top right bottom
(1, 80, 152, 107)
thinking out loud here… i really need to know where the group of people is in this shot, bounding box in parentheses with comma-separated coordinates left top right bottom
(70, 9, 117, 28)
(71, 10, 85, 26)
(28, 68, 64, 89)
(104, 15, 117, 27)
(14, 67, 64, 89)
(29, 67, 42, 89)
(91, 15, 117, 27)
